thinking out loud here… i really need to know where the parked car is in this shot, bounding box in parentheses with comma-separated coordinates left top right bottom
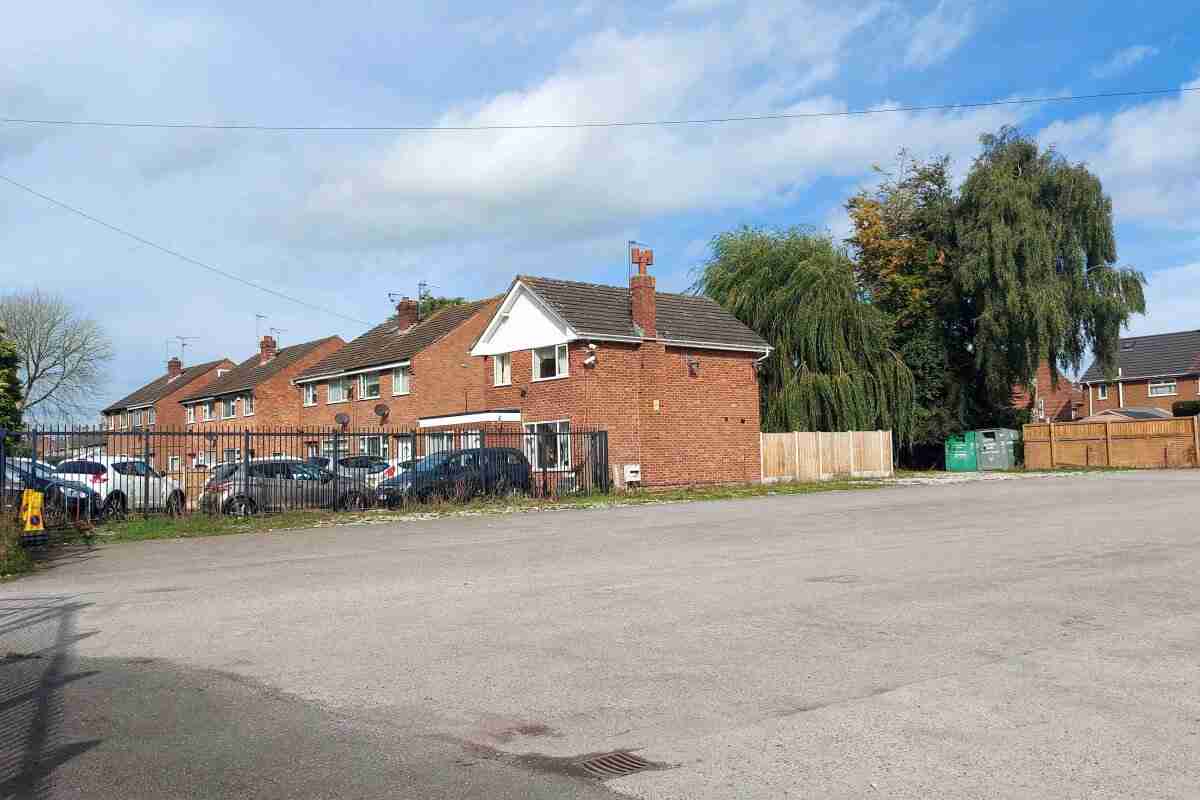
(55, 457, 186, 517)
(199, 458, 372, 515)
(335, 455, 413, 488)
(3, 462, 103, 526)
(375, 448, 532, 508)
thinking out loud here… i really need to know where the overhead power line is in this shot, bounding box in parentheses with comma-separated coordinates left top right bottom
(0, 87, 1195, 133)
(0, 173, 372, 328)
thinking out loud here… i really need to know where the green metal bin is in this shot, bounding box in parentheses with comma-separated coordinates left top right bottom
(976, 428, 1019, 471)
(944, 432, 978, 472)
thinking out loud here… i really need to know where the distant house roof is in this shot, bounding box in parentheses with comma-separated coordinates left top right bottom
(180, 337, 341, 402)
(517, 276, 771, 353)
(1080, 330, 1200, 383)
(294, 300, 494, 383)
(1081, 407, 1174, 422)
(102, 359, 229, 413)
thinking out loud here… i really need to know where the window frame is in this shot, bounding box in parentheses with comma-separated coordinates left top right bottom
(148, 408, 156, 426)
(359, 435, 388, 458)
(222, 397, 237, 419)
(531, 344, 569, 382)
(359, 371, 381, 400)
(1148, 379, 1177, 397)
(186, 405, 196, 424)
(327, 377, 352, 404)
(493, 353, 512, 387)
(1096, 384, 1108, 400)
(302, 383, 317, 407)
(243, 393, 254, 416)
(522, 419, 571, 471)
(392, 365, 411, 396)
(204, 401, 215, 421)
(168, 455, 181, 472)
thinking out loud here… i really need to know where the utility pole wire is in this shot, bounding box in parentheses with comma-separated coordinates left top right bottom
(0, 87, 1196, 132)
(0, 173, 372, 328)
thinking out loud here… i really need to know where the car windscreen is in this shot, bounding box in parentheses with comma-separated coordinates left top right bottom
(58, 460, 106, 476)
(209, 463, 240, 482)
(409, 452, 451, 472)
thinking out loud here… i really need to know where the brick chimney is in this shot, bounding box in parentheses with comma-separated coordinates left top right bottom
(259, 335, 278, 365)
(630, 247, 656, 338)
(396, 298, 420, 331)
(167, 356, 183, 378)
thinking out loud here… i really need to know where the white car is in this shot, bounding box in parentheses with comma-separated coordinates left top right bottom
(55, 457, 186, 516)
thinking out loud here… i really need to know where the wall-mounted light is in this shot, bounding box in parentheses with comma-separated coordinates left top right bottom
(687, 356, 701, 377)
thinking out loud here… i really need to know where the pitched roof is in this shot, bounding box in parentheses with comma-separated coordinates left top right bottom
(1079, 329, 1200, 382)
(102, 359, 229, 413)
(180, 337, 341, 402)
(518, 276, 771, 352)
(294, 300, 494, 382)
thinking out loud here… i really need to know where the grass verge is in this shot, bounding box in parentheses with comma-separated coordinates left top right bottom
(90, 478, 879, 544)
(0, 520, 35, 578)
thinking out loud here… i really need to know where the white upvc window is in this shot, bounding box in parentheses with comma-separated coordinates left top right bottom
(532, 344, 568, 381)
(392, 365, 411, 396)
(523, 420, 571, 470)
(493, 353, 511, 386)
(306, 442, 319, 459)
(243, 393, 254, 416)
(360, 435, 387, 458)
(222, 448, 241, 464)
(1036, 398, 1045, 420)
(1097, 384, 1108, 400)
(328, 377, 351, 403)
(426, 432, 454, 454)
(148, 408, 156, 425)
(360, 371, 381, 400)
(1148, 379, 1177, 397)
(222, 398, 237, 419)
(302, 384, 317, 406)
(168, 455, 181, 472)
(131, 410, 142, 427)
(217, 368, 230, 377)
(204, 401, 215, 421)
(186, 405, 196, 424)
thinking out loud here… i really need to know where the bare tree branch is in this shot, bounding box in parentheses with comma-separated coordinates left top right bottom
(0, 290, 114, 424)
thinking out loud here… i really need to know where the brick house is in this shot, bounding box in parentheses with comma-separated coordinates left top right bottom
(290, 298, 501, 464)
(466, 256, 771, 487)
(177, 335, 343, 467)
(1078, 329, 1200, 417)
(1012, 361, 1084, 422)
(100, 356, 234, 467)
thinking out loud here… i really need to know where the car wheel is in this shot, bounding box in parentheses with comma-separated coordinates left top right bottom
(102, 493, 127, 521)
(166, 492, 185, 517)
(224, 496, 256, 517)
(42, 496, 67, 529)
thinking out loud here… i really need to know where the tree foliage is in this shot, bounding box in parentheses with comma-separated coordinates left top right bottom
(0, 290, 114, 423)
(0, 323, 22, 432)
(694, 227, 915, 439)
(848, 128, 1146, 446)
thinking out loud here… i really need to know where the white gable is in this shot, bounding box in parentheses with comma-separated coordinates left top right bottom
(471, 283, 576, 356)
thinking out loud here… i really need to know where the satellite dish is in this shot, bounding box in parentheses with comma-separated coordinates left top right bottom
(374, 404, 390, 419)
(334, 412, 350, 427)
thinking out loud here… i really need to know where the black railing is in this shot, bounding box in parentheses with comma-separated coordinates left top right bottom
(0, 425, 610, 528)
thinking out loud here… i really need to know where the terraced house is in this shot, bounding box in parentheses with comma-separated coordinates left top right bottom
(292, 298, 500, 464)
(178, 334, 343, 468)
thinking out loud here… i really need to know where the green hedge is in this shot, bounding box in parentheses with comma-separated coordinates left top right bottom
(1172, 400, 1200, 417)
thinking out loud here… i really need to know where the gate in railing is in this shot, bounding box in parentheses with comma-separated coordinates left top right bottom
(0, 425, 610, 527)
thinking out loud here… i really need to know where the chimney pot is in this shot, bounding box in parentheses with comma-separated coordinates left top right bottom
(395, 298, 420, 331)
(167, 356, 183, 378)
(260, 335, 278, 364)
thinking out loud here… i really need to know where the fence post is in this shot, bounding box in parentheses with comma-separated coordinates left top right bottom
(332, 428, 341, 509)
(1192, 416, 1199, 468)
(142, 432, 151, 517)
(242, 429, 251, 504)
(1105, 420, 1113, 467)
(816, 432, 823, 480)
(792, 431, 800, 481)
(1048, 423, 1056, 468)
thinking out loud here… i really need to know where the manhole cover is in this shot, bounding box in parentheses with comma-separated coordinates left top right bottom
(578, 751, 653, 779)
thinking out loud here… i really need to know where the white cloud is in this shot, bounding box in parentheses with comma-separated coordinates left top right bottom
(1126, 261, 1200, 337)
(1091, 44, 1159, 79)
(904, 1, 975, 69)
(1038, 76, 1200, 231)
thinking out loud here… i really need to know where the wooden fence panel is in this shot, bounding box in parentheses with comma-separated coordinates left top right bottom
(1022, 418, 1199, 470)
(760, 430, 894, 482)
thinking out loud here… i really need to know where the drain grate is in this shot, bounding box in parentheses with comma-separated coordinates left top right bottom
(578, 751, 653, 779)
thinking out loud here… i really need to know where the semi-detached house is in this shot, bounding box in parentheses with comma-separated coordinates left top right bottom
(1078, 329, 1200, 416)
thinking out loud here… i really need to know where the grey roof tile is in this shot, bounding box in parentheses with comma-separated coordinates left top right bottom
(180, 337, 341, 401)
(1079, 329, 1200, 382)
(103, 359, 229, 413)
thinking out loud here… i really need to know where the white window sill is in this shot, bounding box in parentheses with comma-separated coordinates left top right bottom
(494, 382, 512, 388)
(531, 374, 569, 383)
(326, 399, 349, 405)
(358, 396, 381, 402)
(243, 413, 255, 418)
(303, 403, 316, 408)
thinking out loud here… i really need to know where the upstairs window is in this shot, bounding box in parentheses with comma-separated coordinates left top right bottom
(204, 401, 214, 421)
(328, 377, 352, 403)
(493, 353, 511, 386)
(533, 344, 568, 381)
(392, 365, 411, 396)
(1148, 379, 1177, 397)
(148, 408, 156, 425)
(360, 372, 381, 400)
(243, 394, 254, 416)
(186, 406, 196, 424)
(1097, 384, 1108, 400)
(222, 398, 237, 419)
(302, 384, 317, 406)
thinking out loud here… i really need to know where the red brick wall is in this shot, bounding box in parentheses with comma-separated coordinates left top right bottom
(481, 340, 762, 487)
(295, 300, 500, 437)
(1086, 375, 1200, 415)
(1013, 361, 1083, 421)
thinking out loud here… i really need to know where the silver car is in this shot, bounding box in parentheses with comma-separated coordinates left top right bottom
(199, 458, 372, 515)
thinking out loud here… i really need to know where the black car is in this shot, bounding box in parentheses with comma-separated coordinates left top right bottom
(375, 448, 532, 507)
(2, 461, 103, 528)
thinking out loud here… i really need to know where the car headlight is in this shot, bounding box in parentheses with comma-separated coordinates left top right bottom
(62, 487, 87, 499)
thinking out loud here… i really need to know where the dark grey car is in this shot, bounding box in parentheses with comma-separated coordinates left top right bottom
(199, 458, 372, 515)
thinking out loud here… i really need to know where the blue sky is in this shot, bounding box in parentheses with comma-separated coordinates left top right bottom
(1, 0, 1198, 418)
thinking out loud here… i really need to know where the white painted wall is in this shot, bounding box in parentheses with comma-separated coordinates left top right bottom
(471, 284, 574, 355)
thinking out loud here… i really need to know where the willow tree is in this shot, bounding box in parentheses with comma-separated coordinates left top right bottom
(695, 227, 915, 439)
(956, 127, 1146, 402)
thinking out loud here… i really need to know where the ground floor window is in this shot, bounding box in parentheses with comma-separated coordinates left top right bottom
(425, 432, 454, 455)
(222, 448, 241, 464)
(306, 442, 319, 459)
(168, 455, 181, 472)
(524, 420, 570, 470)
(360, 435, 387, 458)
(321, 438, 350, 459)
